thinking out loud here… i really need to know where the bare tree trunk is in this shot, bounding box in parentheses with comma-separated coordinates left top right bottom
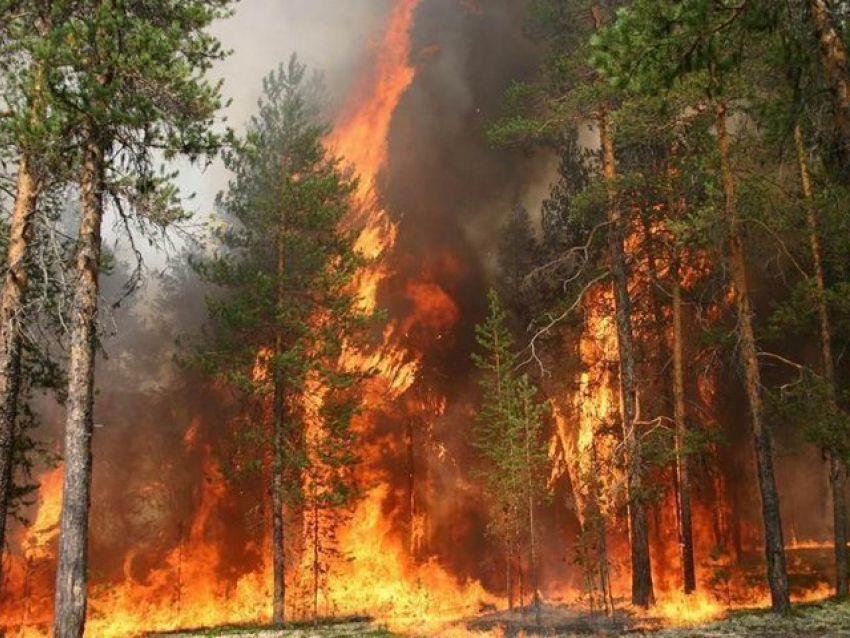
(53, 127, 106, 638)
(672, 271, 697, 594)
(0, 59, 46, 591)
(794, 124, 849, 597)
(0, 152, 40, 594)
(599, 111, 654, 608)
(809, 0, 850, 166)
(272, 223, 287, 625)
(715, 102, 790, 613)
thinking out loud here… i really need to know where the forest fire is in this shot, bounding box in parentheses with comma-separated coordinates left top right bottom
(2, 1, 849, 637)
(3, 0, 494, 635)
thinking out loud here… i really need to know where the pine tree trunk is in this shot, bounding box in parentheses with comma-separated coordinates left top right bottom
(54, 127, 106, 638)
(809, 0, 850, 165)
(599, 111, 654, 608)
(794, 124, 849, 597)
(272, 222, 287, 625)
(522, 394, 541, 624)
(272, 374, 286, 624)
(715, 102, 790, 613)
(0, 59, 46, 591)
(672, 272, 697, 594)
(0, 152, 40, 593)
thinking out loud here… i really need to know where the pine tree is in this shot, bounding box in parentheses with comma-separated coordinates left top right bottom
(36, 2, 233, 635)
(192, 55, 371, 624)
(473, 290, 549, 619)
(0, 2, 75, 581)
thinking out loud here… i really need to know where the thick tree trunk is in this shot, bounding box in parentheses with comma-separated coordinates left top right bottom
(715, 103, 790, 613)
(809, 0, 850, 167)
(599, 112, 654, 608)
(794, 124, 849, 597)
(53, 129, 106, 638)
(672, 273, 697, 594)
(0, 152, 40, 592)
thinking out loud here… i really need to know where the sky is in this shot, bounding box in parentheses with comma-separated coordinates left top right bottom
(120, 0, 392, 273)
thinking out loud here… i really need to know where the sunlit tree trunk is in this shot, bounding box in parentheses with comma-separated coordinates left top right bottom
(794, 124, 849, 597)
(54, 125, 106, 638)
(0, 64, 45, 592)
(715, 102, 790, 613)
(0, 153, 39, 586)
(599, 111, 654, 608)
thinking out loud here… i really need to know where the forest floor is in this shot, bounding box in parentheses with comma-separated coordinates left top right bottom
(146, 598, 850, 637)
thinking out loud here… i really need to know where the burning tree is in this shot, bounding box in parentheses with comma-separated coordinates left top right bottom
(192, 55, 373, 625)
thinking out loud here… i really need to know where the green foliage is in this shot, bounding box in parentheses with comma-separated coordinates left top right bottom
(193, 55, 368, 401)
(766, 372, 850, 464)
(1, 0, 233, 236)
(591, 0, 752, 96)
(191, 56, 374, 597)
(472, 290, 550, 558)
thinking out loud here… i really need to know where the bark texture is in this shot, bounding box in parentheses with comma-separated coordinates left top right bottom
(795, 124, 848, 597)
(0, 58, 46, 590)
(0, 152, 40, 593)
(599, 112, 654, 608)
(54, 129, 106, 638)
(716, 103, 790, 613)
